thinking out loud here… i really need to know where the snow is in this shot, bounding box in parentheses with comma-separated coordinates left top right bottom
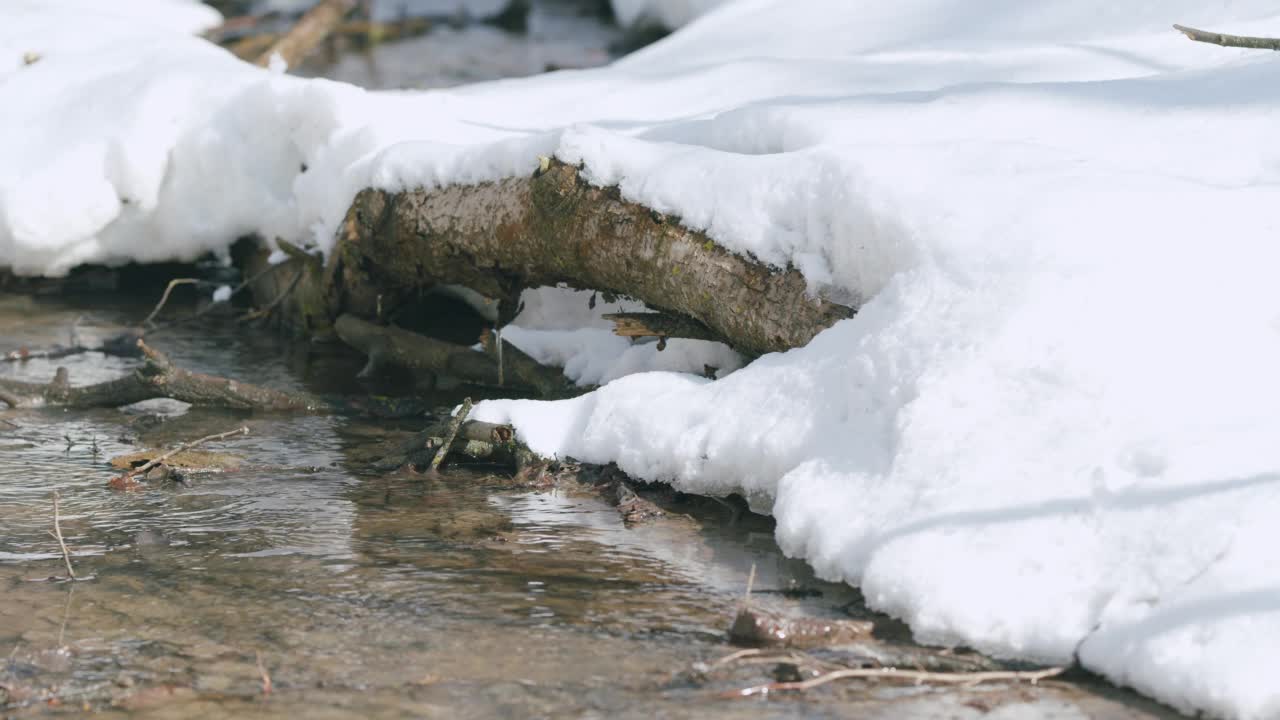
(5, 1, 1280, 717)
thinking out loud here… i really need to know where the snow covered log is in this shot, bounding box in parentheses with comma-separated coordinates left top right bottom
(328, 159, 854, 358)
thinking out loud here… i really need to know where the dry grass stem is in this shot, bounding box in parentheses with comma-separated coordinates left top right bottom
(722, 665, 1067, 698)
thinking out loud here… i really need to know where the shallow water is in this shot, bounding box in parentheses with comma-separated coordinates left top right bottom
(0, 293, 1180, 718)
(292, 0, 622, 90)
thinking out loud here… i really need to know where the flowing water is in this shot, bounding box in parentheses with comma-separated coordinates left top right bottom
(0, 292, 1178, 719)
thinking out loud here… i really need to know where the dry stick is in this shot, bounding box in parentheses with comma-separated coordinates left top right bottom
(706, 648, 765, 671)
(722, 665, 1067, 699)
(1173, 24, 1280, 50)
(239, 269, 302, 323)
(57, 585, 74, 648)
(255, 0, 356, 68)
(126, 427, 250, 480)
(256, 651, 273, 696)
(48, 491, 77, 581)
(143, 278, 202, 327)
(149, 259, 296, 335)
(429, 398, 473, 472)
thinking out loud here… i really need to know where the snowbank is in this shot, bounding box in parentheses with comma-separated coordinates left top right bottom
(5, 1, 1280, 716)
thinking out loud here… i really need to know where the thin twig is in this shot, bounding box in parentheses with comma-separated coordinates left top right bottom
(149, 260, 295, 335)
(239, 269, 302, 323)
(430, 398, 473, 472)
(57, 585, 74, 647)
(143, 278, 202, 327)
(1173, 24, 1280, 50)
(126, 427, 250, 480)
(256, 651, 273, 696)
(721, 665, 1067, 698)
(705, 648, 765, 670)
(49, 491, 76, 581)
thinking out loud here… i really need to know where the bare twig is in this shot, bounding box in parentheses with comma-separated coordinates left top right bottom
(430, 398, 473, 472)
(705, 648, 765, 671)
(148, 260, 296, 335)
(239, 269, 302, 323)
(1173, 24, 1280, 50)
(57, 585, 74, 647)
(125, 427, 250, 481)
(48, 491, 78, 581)
(256, 651, 273, 696)
(722, 665, 1067, 698)
(143, 278, 202, 327)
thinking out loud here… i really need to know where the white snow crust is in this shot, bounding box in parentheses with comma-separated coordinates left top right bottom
(5, 2, 1280, 716)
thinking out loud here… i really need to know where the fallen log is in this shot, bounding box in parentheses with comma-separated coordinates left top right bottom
(0, 340, 325, 411)
(329, 159, 854, 357)
(337, 311, 558, 389)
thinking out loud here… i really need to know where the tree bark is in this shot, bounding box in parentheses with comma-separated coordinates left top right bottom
(329, 159, 854, 357)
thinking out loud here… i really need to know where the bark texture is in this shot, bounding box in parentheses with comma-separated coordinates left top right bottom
(331, 160, 854, 357)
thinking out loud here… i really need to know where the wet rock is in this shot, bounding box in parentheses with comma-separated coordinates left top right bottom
(729, 605, 874, 649)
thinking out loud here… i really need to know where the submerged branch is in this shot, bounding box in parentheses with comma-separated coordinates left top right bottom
(0, 340, 325, 411)
(335, 314, 568, 396)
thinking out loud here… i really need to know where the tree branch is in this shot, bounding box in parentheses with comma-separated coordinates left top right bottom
(1173, 24, 1280, 50)
(0, 340, 325, 411)
(256, 0, 356, 68)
